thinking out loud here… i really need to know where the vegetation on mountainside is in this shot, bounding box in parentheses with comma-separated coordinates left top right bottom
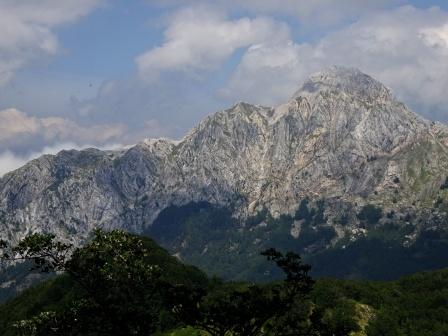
(1, 230, 447, 336)
(315, 269, 448, 336)
(0, 231, 318, 336)
(357, 205, 382, 226)
(0, 231, 208, 336)
(146, 201, 448, 281)
(146, 201, 336, 281)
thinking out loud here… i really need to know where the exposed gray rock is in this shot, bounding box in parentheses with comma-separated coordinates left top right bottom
(1, 66, 448, 247)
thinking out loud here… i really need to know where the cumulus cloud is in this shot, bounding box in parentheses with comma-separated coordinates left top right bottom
(138, 3, 448, 122)
(218, 41, 307, 106)
(4, 1, 448, 160)
(0, 151, 30, 177)
(0, 108, 125, 153)
(136, 5, 290, 80)
(222, 6, 448, 120)
(0, 0, 103, 85)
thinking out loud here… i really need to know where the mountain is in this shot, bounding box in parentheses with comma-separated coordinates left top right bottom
(2, 66, 448, 282)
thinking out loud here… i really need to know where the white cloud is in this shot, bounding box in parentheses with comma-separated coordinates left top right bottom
(420, 23, 448, 50)
(222, 6, 448, 121)
(219, 41, 307, 105)
(4, 1, 447, 161)
(0, 151, 29, 177)
(136, 5, 290, 80)
(0, 108, 125, 152)
(0, 0, 103, 85)
(0, 142, 123, 177)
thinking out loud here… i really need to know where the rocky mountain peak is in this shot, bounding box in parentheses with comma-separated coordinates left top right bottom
(1, 67, 446, 251)
(294, 66, 392, 101)
(271, 67, 428, 154)
(189, 67, 423, 142)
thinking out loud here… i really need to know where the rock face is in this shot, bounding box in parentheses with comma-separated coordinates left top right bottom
(1, 66, 448, 247)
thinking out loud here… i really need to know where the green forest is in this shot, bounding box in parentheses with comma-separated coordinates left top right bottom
(0, 230, 447, 336)
(146, 201, 448, 282)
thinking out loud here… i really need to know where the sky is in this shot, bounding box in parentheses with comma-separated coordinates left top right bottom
(1, 0, 448, 175)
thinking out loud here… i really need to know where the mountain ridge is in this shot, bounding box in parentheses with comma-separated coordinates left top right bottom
(1, 67, 448, 276)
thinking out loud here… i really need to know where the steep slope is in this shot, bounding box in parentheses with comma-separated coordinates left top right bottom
(1, 66, 448, 281)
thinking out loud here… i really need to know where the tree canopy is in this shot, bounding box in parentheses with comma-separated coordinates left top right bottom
(1, 231, 318, 336)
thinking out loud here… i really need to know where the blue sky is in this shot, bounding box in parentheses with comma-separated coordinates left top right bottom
(1, 0, 448, 175)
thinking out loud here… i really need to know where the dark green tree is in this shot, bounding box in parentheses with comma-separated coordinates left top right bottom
(1, 230, 164, 336)
(170, 248, 315, 336)
(170, 282, 283, 336)
(357, 204, 382, 225)
(261, 248, 316, 336)
(0, 233, 72, 273)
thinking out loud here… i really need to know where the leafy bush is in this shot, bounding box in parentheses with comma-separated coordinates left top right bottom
(357, 204, 383, 225)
